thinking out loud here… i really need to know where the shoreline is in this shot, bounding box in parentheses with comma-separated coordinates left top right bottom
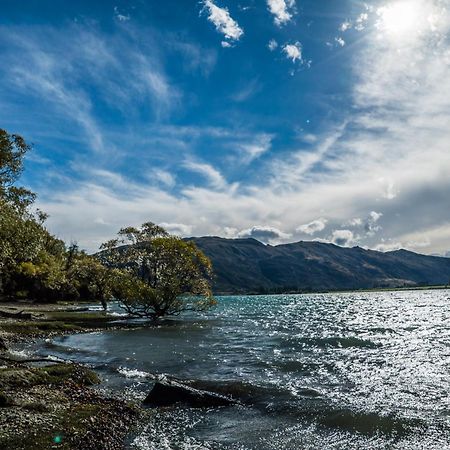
(0, 302, 146, 450)
(213, 284, 450, 297)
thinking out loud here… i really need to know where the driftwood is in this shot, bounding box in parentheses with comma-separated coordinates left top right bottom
(0, 355, 73, 365)
(0, 309, 34, 320)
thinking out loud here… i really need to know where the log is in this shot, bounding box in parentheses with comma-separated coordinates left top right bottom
(0, 355, 72, 364)
(0, 310, 34, 320)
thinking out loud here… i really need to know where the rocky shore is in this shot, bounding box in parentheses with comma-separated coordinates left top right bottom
(0, 302, 142, 450)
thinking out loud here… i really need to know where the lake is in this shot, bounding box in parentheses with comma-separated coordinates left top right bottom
(29, 289, 450, 449)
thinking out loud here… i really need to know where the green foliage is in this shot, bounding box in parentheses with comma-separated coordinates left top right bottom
(0, 129, 114, 305)
(0, 129, 30, 188)
(0, 129, 216, 318)
(101, 222, 216, 319)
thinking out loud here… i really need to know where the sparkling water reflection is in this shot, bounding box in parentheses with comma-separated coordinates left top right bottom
(34, 289, 450, 449)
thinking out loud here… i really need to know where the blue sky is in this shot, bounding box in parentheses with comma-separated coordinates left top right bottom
(1, 0, 450, 255)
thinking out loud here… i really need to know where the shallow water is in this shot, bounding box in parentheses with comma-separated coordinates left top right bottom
(30, 290, 450, 449)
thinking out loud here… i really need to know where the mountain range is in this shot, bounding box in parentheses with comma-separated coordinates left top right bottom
(187, 237, 450, 294)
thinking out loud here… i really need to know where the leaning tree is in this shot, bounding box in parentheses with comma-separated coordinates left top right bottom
(99, 222, 215, 319)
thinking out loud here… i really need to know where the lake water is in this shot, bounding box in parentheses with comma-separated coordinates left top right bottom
(30, 290, 450, 449)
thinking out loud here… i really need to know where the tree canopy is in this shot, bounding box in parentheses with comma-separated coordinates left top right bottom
(100, 222, 215, 319)
(0, 129, 216, 320)
(0, 129, 113, 305)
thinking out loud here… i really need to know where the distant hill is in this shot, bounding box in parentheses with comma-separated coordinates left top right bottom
(187, 237, 450, 294)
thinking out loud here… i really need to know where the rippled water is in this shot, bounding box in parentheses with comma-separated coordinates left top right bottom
(31, 289, 450, 449)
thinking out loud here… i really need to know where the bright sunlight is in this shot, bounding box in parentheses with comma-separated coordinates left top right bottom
(376, 1, 424, 38)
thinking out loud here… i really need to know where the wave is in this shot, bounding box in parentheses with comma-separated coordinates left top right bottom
(117, 367, 154, 379)
(317, 409, 425, 436)
(294, 336, 380, 349)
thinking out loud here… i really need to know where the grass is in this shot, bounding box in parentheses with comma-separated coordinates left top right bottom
(0, 305, 125, 340)
(0, 363, 100, 389)
(0, 321, 82, 336)
(0, 404, 106, 450)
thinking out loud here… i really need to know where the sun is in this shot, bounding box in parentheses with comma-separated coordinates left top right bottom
(376, 1, 423, 38)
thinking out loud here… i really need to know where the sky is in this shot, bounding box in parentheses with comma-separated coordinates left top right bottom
(1, 0, 450, 255)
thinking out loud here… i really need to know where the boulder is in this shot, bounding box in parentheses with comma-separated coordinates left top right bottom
(0, 336, 7, 352)
(143, 379, 238, 408)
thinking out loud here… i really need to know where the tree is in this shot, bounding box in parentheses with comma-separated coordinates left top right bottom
(69, 252, 116, 310)
(100, 222, 216, 319)
(0, 129, 30, 188)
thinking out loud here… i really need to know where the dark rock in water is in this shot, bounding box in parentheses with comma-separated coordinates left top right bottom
(143, 380, 238, 408)
(0, 336, 7, 351)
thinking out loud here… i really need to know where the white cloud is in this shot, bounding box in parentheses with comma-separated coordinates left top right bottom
(348, 218, 363, 227)
(0, 24, 180, 155)
(238, 134, 273, 164)
(268, 39, 278, 51)
(5, 2, 450, 258)
(267, 0, 296, 26)
(223, 226, 239, 238)
(335, 37, 345, 47)
(202, 0, 244, 42)
(340, 21, 352, 32)
(238, 225, 292, 244)
(369, 211, 383, 222)
(375, 240, 403, 252)
(183, 160, 227, 190)
(282, 41, 302, 62)
(406, 237, 431, 249)
(221, 41, 232, 48)
(150, 169, 176, 188)
(231, 78, 261, 102)
(160, 222, 193, 236)
(297, 218, 327, 235)
(355, 12, 369, 31)
(331, 229, 357, 247)
(365, 211, 383, 236)
(114, 6, 130, 22)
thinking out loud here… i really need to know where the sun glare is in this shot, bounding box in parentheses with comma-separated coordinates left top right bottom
(377, 1, 423, 38)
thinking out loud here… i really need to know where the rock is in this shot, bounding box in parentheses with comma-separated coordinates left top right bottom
(143, 380, 238, 408)
(0, 391, 13, 407)
(0, 336, 7, 352)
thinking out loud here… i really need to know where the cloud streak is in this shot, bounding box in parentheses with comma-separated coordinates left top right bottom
(2, 1, 450, 257)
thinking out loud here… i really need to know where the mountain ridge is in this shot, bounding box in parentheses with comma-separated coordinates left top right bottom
(186, 237, 450, 294)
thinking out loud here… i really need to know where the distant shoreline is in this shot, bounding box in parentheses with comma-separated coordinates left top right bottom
(214, 284, 450, 297)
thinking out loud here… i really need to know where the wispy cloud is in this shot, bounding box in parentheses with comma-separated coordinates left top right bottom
(113, 6, 130, 22)
(231, 78, 262, 102)
(4, 0, 450, 257)
(268, 39, 278, 51)
(183, 160, 228, 190)
(238, 134, 273, 164)
(0, 23, 181, 156)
